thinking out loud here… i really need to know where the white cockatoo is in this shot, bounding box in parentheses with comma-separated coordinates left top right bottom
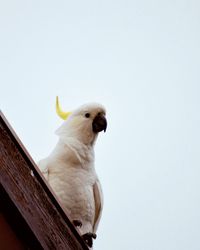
(38, 97, 107, 248)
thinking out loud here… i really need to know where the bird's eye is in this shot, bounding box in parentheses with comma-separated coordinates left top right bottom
(85, 113, 90, 118)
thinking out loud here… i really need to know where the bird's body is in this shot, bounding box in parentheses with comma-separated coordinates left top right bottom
(38, 100, 106, 248)
(39, 138, 100, 235)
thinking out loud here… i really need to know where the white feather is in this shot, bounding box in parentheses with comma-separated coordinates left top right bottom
(38, 102, 105, 242)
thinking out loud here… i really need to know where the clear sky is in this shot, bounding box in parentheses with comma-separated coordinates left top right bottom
(1, 1, 200, 249)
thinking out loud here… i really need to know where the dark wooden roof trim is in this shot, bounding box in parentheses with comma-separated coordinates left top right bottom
(0, 111, 88, 250)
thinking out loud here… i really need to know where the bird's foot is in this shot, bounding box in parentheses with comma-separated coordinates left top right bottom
(73, 220, 82, 228)
(82, 232, 97, 248)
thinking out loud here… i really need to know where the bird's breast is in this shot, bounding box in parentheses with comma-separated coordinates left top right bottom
(49, 166, 96, 223)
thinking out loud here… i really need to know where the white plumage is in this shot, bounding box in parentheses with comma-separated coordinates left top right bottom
(38, 102, 107, 248)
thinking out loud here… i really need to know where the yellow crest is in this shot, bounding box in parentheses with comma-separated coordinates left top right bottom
(56, 96, 71, 120)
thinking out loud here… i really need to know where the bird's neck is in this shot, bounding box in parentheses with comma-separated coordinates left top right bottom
(50, 138, 95, 170)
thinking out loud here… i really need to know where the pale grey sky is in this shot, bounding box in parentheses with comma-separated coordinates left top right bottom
(1, 0, 200, 249)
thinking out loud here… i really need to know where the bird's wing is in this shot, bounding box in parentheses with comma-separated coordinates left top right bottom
(93, 178, 103, 233)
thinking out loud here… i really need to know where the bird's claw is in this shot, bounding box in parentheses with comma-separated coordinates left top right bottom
(82, 232, 97, 248)
(73, 220, 82, 228)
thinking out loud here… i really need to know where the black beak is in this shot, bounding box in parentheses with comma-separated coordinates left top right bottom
(92, 114, 107, 133)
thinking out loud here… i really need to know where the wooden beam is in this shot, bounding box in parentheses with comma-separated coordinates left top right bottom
(0, 111, 88, 250)
(0, 184, 42, 250)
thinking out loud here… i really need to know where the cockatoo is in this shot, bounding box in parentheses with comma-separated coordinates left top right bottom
(38, 97, 107, 248)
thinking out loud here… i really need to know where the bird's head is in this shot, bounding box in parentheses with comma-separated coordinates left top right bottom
(55, 97, 107, 146)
